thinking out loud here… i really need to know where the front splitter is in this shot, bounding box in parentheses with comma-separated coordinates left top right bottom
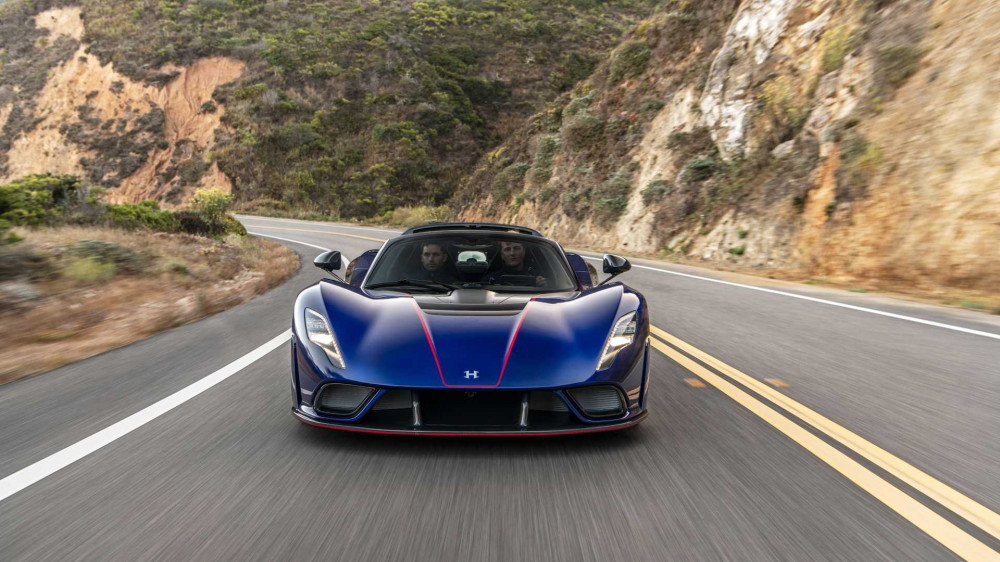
(293, 408, 646, 436)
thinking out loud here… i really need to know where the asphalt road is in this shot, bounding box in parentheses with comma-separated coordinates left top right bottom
(1, 215, 998, 561)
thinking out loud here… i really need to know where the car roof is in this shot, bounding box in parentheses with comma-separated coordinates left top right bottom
(401, 222, 544, 237)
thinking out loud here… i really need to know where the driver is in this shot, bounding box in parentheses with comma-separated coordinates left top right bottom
(482, 240, 547, 287)
(416, 242, 456, 284)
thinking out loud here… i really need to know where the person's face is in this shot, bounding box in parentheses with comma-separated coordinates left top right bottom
(421, 244, 447, 270)
(501, 241, 525, 268)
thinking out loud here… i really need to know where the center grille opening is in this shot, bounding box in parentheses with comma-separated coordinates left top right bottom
(419, 390, 521, 427)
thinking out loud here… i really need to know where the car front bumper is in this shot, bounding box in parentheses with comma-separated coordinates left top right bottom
(293, 407, 646, 436)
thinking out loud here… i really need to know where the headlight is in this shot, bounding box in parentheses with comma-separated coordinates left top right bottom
(597, 312, 637, 370)
(305, 308, 345, 369)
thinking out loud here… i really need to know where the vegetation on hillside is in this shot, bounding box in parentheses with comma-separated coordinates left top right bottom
(0, 0, 660, 218)
(455, 0, 741, 222)
(0, 174, 246, 242)
(455, 0, 931, 239)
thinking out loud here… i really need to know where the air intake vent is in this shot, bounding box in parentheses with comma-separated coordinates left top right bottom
(566, 386, 625, 418)
(315, 384, 375, 416)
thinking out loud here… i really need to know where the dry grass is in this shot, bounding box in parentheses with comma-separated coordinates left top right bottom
(0, 227, 298, 384)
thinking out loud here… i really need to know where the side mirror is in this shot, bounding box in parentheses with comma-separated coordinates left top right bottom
(599, 254, 631, 285)
(313, 250, 342, 274)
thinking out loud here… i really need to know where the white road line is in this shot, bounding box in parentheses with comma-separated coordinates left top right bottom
(0, 330, 291, 504)
(581, 256, 1000, 340)
(248, 231, 332, 252)
(248, 231, 353, 266)
(238, 215, 401, 234)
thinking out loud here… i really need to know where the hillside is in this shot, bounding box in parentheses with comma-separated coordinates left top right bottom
(0, 0, 658, 216)
(455, 0, 999, 293)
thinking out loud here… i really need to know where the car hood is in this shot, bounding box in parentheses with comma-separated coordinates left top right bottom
(318, 284, 628, 388)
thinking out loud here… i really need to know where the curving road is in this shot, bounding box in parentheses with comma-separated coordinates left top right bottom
(1, 215, 999, 561)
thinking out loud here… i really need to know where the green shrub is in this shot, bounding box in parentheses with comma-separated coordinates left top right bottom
(0, 175, 83, 226)
(728, 245, 746, 256)
(529, 135, 561, 184)
(190, 188, 234, 232)
(70, 239, 148, 273)
(563, 114, 605, 150)
(684, 159, 720, 182)
(597, 196, 628, 217)
(553, 52, 597, 91)
(641, 179, 671, 204)
(642, 98, 666, 111)
(563, 94, 594, 119)
(64, 257, 116, 284)
(837, 132, 883, 198)
(491, 162, 530, 201)
(609, 41, 650, 83)
(820, 25, 854, 73)
(173, 210, 213, 236)
(878, 44, 922, 90)
(104, 200, 177, 231)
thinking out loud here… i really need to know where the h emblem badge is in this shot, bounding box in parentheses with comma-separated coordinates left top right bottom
(464, 370, 479, 380)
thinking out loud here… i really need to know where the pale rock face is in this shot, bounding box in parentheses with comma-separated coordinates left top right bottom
(699, 0, 801, 158)
(617, 86, 701, 252)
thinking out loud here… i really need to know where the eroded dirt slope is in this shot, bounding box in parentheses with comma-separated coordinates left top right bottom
(0, 7, 244, 206)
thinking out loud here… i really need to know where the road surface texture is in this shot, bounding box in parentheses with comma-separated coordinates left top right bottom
(1, 215, 998, 561)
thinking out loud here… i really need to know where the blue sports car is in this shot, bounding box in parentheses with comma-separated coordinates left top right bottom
(291, 223, 649, 435)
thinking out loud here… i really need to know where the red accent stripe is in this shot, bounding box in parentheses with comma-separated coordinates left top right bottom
(497, 298, 533, 386)
(411, 298, 445, 386)
(295, 416, 638, 436)
(410, 297, 535, 388)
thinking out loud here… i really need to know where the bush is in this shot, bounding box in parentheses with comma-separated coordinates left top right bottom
(684, 159, 720, 182)
(563, 94, 594, 119)
(104, 201, 177, 231)
(530, 135, 561, 184)
(173, 210, 213, 236)
(491, 163, 530, 202)
(190, 188, 239, 235)
(820, 25, 854, 73)
(0, 175, 84, 226)
(563, 114, 605, 150)
(190, 189, 233, 224)
(836, 133, 883, 199)
(70, 240, 148, 273)
(878, 44, 922, 90)
(63, 257, 116, 284)
(609, 41, 650, 83)
(641, 180, 671, 204)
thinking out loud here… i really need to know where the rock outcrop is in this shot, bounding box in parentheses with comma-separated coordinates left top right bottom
(457, 0, 999, 292)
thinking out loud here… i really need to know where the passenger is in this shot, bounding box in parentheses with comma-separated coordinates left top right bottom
(416, 242, 456, 284)
(482, 241, 548, 287)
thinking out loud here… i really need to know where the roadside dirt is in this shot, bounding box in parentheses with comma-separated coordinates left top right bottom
(0, 228, 299, 384)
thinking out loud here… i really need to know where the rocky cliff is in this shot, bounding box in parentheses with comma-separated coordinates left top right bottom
(456, 0, 999, 292)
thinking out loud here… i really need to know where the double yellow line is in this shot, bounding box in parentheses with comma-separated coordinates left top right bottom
(648, 325, 1000, 561)
(250, 224, 999, 558)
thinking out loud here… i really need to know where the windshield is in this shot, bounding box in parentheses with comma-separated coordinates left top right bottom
(364, 233, 577, 293)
